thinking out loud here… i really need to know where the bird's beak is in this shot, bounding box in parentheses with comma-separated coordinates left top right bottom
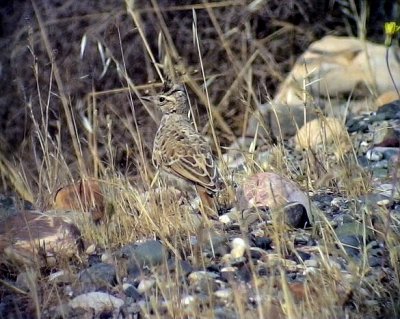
(140, 96, 153, 102)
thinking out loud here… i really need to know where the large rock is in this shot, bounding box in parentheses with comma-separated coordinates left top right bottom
(295, 117, 350, 158)
(240, 172, 314, 225)
(246, 36, 400, 142)
(0, 210, 83, 266)
(69, 292, 124, 315)
(274, 36, 400, 107)
(53, 179, 105, 223)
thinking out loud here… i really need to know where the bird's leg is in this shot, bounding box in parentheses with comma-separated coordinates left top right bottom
(195, 185, 218, 219)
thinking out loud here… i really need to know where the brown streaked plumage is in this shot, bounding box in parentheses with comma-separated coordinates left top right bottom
(145, 82, 221, 215)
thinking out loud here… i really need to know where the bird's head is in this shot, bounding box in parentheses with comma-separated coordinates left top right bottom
(142, 82, 188, 115)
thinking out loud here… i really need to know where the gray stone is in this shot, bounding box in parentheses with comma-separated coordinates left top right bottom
(366, 149, 383, 161)
(335, 221, 375, 256)
(79, 263, 116, 289)
(122, 283, 141, 299)
(283, 202, 311, 228)
(122, 240, 168, 270)
(137, 277, 156, 293)
(69, 292, 124, 315)
(15, 269, 37, 291)
(337, 235, 361, 256)
(375, 100, 400, 120)
(167, 258, 193, 276)
(188, 271, 219, 294)
(196, 231, 229, 257)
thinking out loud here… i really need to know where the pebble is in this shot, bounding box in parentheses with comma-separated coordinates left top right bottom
(69, 292, 124, 314)
(167, 258, 193, 275)
(220, 267, 238, 281)
(85, 244, 96, 254)
(283, 202, 310, 228)
(123, 283, 142, 299)
(137, 278, 156, 293)
(304, 259, 319, 268)
(377, 199, 391, 207)
(230, 238, 247, 258)
(181, 295, 197, 306)
(219, 214, 232, 224)
(252, 236, 272, 250)
(78, 263, 116, 289)
(16, 270, 37, 291)
(214, 288, 233, 300)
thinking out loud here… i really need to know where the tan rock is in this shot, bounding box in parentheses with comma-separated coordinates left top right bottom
(53, 180, 105, 222)
(375, 91, 399, 107)
(241, 172, 313, 223)
(274, 36, 400, 113)
(0, 210, 82, 266)
(295, 117, 350, 157)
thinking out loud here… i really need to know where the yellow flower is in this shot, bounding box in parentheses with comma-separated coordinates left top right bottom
(384, 22, 400, 47)
(385, 22, 400, 36)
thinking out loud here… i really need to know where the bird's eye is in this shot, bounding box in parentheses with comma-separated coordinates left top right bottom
(159, 97, 166, 103)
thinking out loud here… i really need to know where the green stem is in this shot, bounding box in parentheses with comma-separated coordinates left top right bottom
(385, 46, 400, 98)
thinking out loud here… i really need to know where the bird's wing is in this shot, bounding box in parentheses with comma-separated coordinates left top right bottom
(153, 118, 220, 193)
(166, 152, 219, 193)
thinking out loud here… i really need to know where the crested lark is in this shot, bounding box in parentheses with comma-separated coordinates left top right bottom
(144, 82, 222, 217)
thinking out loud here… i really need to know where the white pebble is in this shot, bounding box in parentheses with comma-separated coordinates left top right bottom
(137, 278, 155, 293)
(69, 292, 124, 314)
(219, 214, 232, 224)
(181, 295, 196, 306)
(366, 149, 383, 161)
(214, 288, 233, 299)
(230, 238, 247, 258)
(304, 259, 319, 268)
(85, 244, 96, 254)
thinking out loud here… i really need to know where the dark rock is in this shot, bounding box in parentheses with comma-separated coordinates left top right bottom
(127, 264, 142, 278)
(359, 193, 392, 208)
(368, 256, 382, 267)
(220, 267, 237, 282)
(123, 284, 142, 300)
(312, 193, 335, 210)
(213, 307, 239, 319)
(249, 249, 263, 260)
(374, 138, 400, 148)
(383, 147, 400, 159)
(375, 100, 400, 120)
(347, 118, 368, 133)
(198, 232, 229, 257)
(357, 156, 370, 168)
(206, 264, 221, 273)
(257, 266, 269, 276)
(294, 234, 310, 245)
(230, 257, 246, 267)
(79, 263, 117, 290)
(236, 265, 252, 282)
(252, 236, 272, 250)
(87, 254, 102, 266)
(337, 235, 361, 256)
(188, 271, 219, 294)
(167, 258, 193, 276)
(122, 240, 168, 269)
(293, 251, 311, 262)
(224, 223, 241, 232)
(283, 202, 311, 228)
(335, 221, 375, 257)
